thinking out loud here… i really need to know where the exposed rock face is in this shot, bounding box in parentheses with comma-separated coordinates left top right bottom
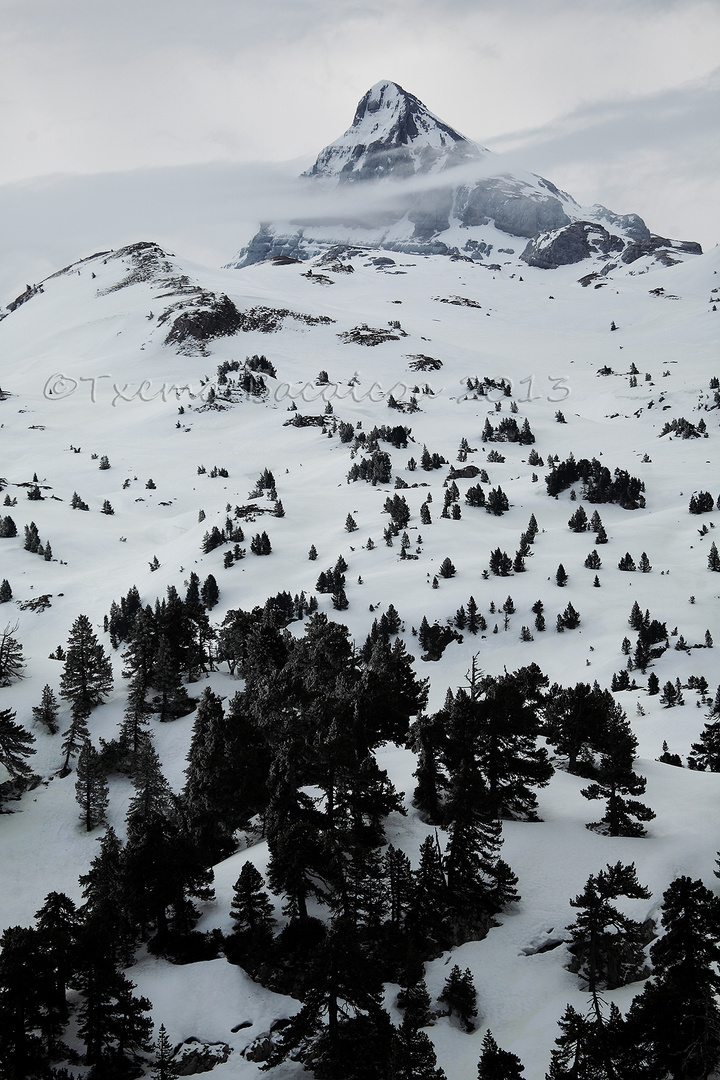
(455, 178, 571, 238)
(520, 222, 625, 269)
(520, 221, 704, 269)
(172, 1038, 233, 1074)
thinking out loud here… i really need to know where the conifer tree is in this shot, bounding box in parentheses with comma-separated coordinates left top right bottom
(0, 707, 36, 786)
(0, 579, 11, 602)
(182, 687, 237, 861)
(0, 924, 50, 1079)
(390, 1015, 446, 1079)
(0, 622, 25, 686)
(624, 876, 720, 1080)
(567, 862, 651, 991)
(708, 541, 720, 571)
(75, 740, 110, 831)
(477, 1030, 525, 1079)
(79, 826, 135, 967)
(688, 717, 720, 770)
(228, 861, 276, 962)
(200, 573, 219, 609)
(32, 683, 60, 734)
(438, 965, 477, 1032)
(60, 614, 113, 720)
(151, 1023, 179, 1080)
(34, 891, 81, 1026)
(546, 1002, 625, 1080)
(581, 709, 655, 836)
(60, 710, 90, 775)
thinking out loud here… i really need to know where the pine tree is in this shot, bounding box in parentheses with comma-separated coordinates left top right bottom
(477, 1030, 525, 1079)
(0, 579, 11, 603)
(34, 890, 81, 1025)
(228, 861, 276, 960)
(390, 1015, 446, 1079)
(60, 614, 113, 721)
(75, 741, 110, 831)
(438, 557, 456, 579)
(200, 574, 219, 609)
(567, 862, 651, 991)
(556, 564, 568, 587)
(60, 710, 90, 775)
(688, 717, 720, 771)
(438, 965, 477, 1032)
(0, 622, 25, 686)
(0, 708, 36, 785)
(581, 709, 655, 837)
(0, 924, 50, 1079)
(624, 876, 720, 1080)
(79, 826, 135, 967)
(708, 541, 720, 571)
(345, 513, 358, 532)
(32, 683, 60, 734)
(151, 1023, 179, 1080)
(75, 937, 153, 1072)
(546, 1002, 625, 1080)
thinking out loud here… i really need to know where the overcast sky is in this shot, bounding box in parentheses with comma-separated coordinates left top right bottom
(0, 0, 718, 292)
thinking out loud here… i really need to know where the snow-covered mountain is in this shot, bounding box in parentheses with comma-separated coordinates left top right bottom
(302, 80, 488, 182)
(0, 88, 718, 1080)
(231, 81, 702, 271)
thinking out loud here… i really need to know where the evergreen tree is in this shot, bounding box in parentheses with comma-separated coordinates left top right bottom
(581, 710, 655, 836)
(60, 614, 113, 720)
(34, 890, 81, 1030)
(438, 557, 456, 579)
(0, 578, 11, 602)
(75, 937, 153, 1073)
(151, 635, 193, 721)
(438, 965, 477, 1032)
(32, 683, 60, 734)
(75, 740, 110, 831)
(708, 541, 720, 571)
(60, 710, 90, 775)
(390, 1015, 446, 1079)
(567, 862, 651, 991)
(79, 827, 135, 967)
(0, 924, 50, 1080)
(407, 834, 450, 952)
(151, 1023, 179, 1080)
(227, 861, 276, 963)
(200, 573, 219, 609)
(0, 622, 25, 686)
(546, 1002, 625, 1080)
(264, 918, 391, 1078)
(624, 876, 720, 1080)
(0, 707, 36, 786)
(556, 564, 568, 587)
(477, 1030, 525, 1079)
(688, 717, 720, 770)
(182, 688, 238, 861)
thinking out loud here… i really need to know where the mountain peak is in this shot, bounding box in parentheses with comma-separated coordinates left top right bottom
(303, 80, 487, 182)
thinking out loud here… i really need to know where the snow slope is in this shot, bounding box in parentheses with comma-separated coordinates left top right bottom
(0, 231, 718, 1077)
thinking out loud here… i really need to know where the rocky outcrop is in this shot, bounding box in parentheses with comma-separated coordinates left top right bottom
(520, 222, 626, 268)
(456, 178, 571, 239)
(172, 1038, 233, 1074)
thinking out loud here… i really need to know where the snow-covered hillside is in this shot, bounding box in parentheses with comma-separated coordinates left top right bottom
(1, 226, 718, 1078)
